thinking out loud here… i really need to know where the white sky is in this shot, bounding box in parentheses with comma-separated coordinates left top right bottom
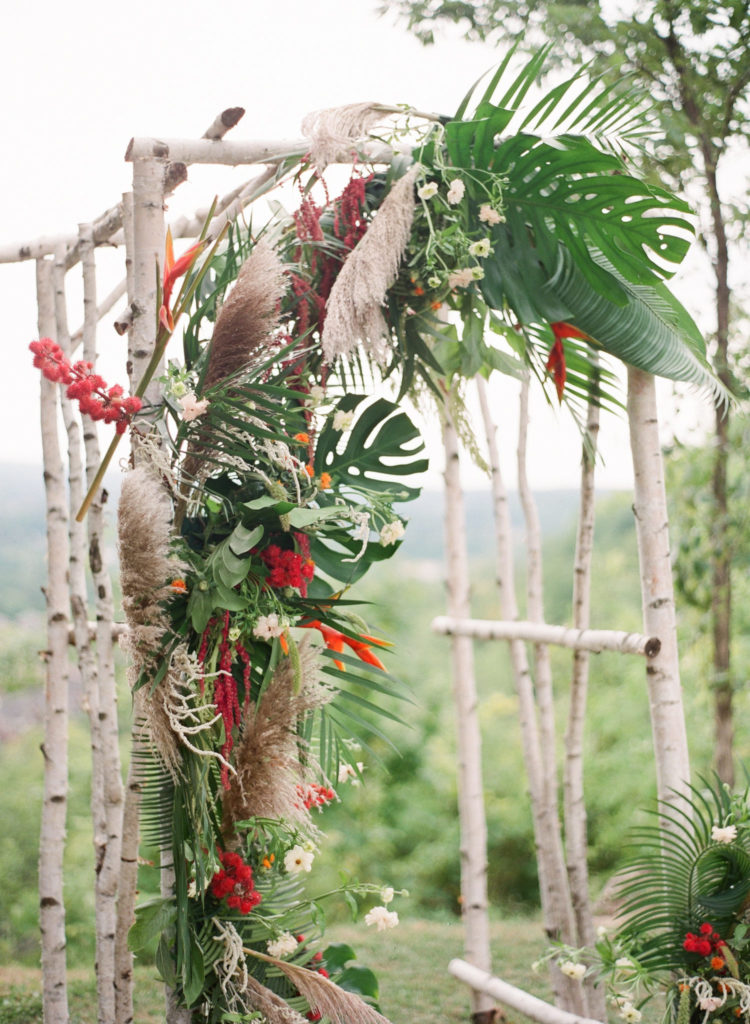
(0, 0, 726, 490)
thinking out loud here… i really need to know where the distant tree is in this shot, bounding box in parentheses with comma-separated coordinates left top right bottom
(382, 0, 750, 783)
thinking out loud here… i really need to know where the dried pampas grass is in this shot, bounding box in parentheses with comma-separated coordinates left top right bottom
(321, 165, 419, 364)
(245, 949, 394, 1024)
(242, 976, 309, 1024)
(118, 465, 187, 775)
(222, 638, 334, 837)
(301, 102, 388, 172)
(203, 238, 286, 389)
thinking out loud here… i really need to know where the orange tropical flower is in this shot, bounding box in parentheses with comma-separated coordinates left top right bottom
(299, 619, 390, 671)
(159, 228, 206, 332)
(305, 463, 315, 477)
(170, 578, 188, 593)
(319, 472, 332, 489)
(294, 432, 310, 444)
(546, 321, 591, 402)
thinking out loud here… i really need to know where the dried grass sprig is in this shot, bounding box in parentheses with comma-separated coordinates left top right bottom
(321, 164, 419, 364)
(222, 638, 334, 837)
(118, 465, 187, 775)
(203, 238, 286, 389)
(301, 102, 388, 172)
(243, 947, 394, 1024)
(242, 975, 309, 1024)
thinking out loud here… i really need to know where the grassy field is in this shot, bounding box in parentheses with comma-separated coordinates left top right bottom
(0, 916, 552, 1024)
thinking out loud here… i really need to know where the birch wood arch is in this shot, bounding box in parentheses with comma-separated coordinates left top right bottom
(6, 69, 714, 1024)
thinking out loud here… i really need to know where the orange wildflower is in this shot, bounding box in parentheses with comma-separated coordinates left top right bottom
(279, 632, 289, 655)
(431, 300, 442, 310)
(305, 463, 315, 477)
(262, 853, 275, 869)
(170, 578, 188, 593)
(413, 285, 425, 296)
(294, 432, 310, 444)
(711, 957, 725, 971)
(319, 472, 332, 489)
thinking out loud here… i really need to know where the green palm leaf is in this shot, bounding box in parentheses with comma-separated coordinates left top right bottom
(544, 247, 729, 404)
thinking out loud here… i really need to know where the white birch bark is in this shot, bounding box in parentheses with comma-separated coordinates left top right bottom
(441, 410, 495, 1019)
(432, 617, 659, 656)
(562, 386, 605, 1021)
(36, 255, 71, 1024)
(55, 242, 109, 1019)
(626, 367, 691, 805)
(449, 960, 605, 1024)
(80, 224, 125, 1023)
(476, 376, 578, 1013)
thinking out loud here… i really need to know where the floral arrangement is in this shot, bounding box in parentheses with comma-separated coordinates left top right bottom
(540, 777, 750, 1024)
(30, 52, 727, 1022)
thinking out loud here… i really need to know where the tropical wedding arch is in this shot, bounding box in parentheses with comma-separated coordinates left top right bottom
(5, 50, 743, 1024)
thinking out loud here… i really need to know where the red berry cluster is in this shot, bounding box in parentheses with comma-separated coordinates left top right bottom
(30, 338, 142, 434)
(261, 534, 315, 597)
(210, 850, 261, 915)
(684, 922, 723, 957)
(298, 783, 335, 811)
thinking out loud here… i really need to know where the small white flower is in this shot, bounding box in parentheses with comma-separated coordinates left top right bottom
(379, 520, 405, 546)
(446, 179, 465, 204)
(711, 824, 738, 844)
(187, 879, 197, 898)
(559, 961, 586, 981)
(448, 267, 475, 289)
(427, 275, 441, 289)
(471, 266, 485, 280)
(332, 409, 355, 432)
(596, 925, 608, 938)
(284, 844, 314, 873)
(365, 906, 399, 931)
(619, 1001, 642, 1023)
(308, 384, 326, 405)
(228, 626, 242, 643)
(172, 381, 188, 398)
(479, 204, 503, 225)
(381, 886, 395, 905)
(267, 932, 298, 958)
(531, 960, 543, 974)
(253, 613, 285, 641)
(468, 238, 492, 258)
(179, 392, 210, 421)
(338, 761, 365, 784)
(418, 181, 438, 200)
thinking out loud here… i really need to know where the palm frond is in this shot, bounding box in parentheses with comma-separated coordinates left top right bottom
(544, 247, 729, 405)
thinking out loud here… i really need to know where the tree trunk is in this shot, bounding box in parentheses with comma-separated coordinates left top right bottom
(563, 382, 605, 1021)
(627, 367, 690, 807)
(441, 408, 495, 1020)
(36, 256, 71, 1024)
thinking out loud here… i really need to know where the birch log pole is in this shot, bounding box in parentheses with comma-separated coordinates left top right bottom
(476, 377, 578, 1014)
(626, 368, 691, 805)
(80, 224, 125, 1022)
(55, 242, 110, 1019)
(441, 409, 495, 1021)
(114, 191, 140, 1024)
(36, 256, 71, 1024)
(562, 384, 605, 1021)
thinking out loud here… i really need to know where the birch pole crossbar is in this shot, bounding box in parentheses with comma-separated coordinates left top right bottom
(432, 617, 661, 657)
(448, 961, 605, 1024)
(125, 136, 310, 164)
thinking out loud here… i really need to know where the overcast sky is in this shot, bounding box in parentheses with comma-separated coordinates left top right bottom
(0, 0, 721, 489)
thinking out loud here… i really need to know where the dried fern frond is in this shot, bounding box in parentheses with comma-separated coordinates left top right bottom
(222, 638, 334, 836)
(321, 165, 419, 363)
(301, 102, 388, 171)
(203, 238, 286, 389)
(244, 948, 393, 1024)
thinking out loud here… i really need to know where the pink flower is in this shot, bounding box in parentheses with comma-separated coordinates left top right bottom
(178, 392, 210, 421)
(479, 204, 503, 225)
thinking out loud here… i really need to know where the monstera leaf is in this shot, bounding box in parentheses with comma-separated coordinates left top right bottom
(314, 395, 427, 501)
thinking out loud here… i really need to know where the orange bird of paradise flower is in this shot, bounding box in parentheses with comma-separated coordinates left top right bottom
(159, 228, 206, 332)
(299, 619, 390, 671)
